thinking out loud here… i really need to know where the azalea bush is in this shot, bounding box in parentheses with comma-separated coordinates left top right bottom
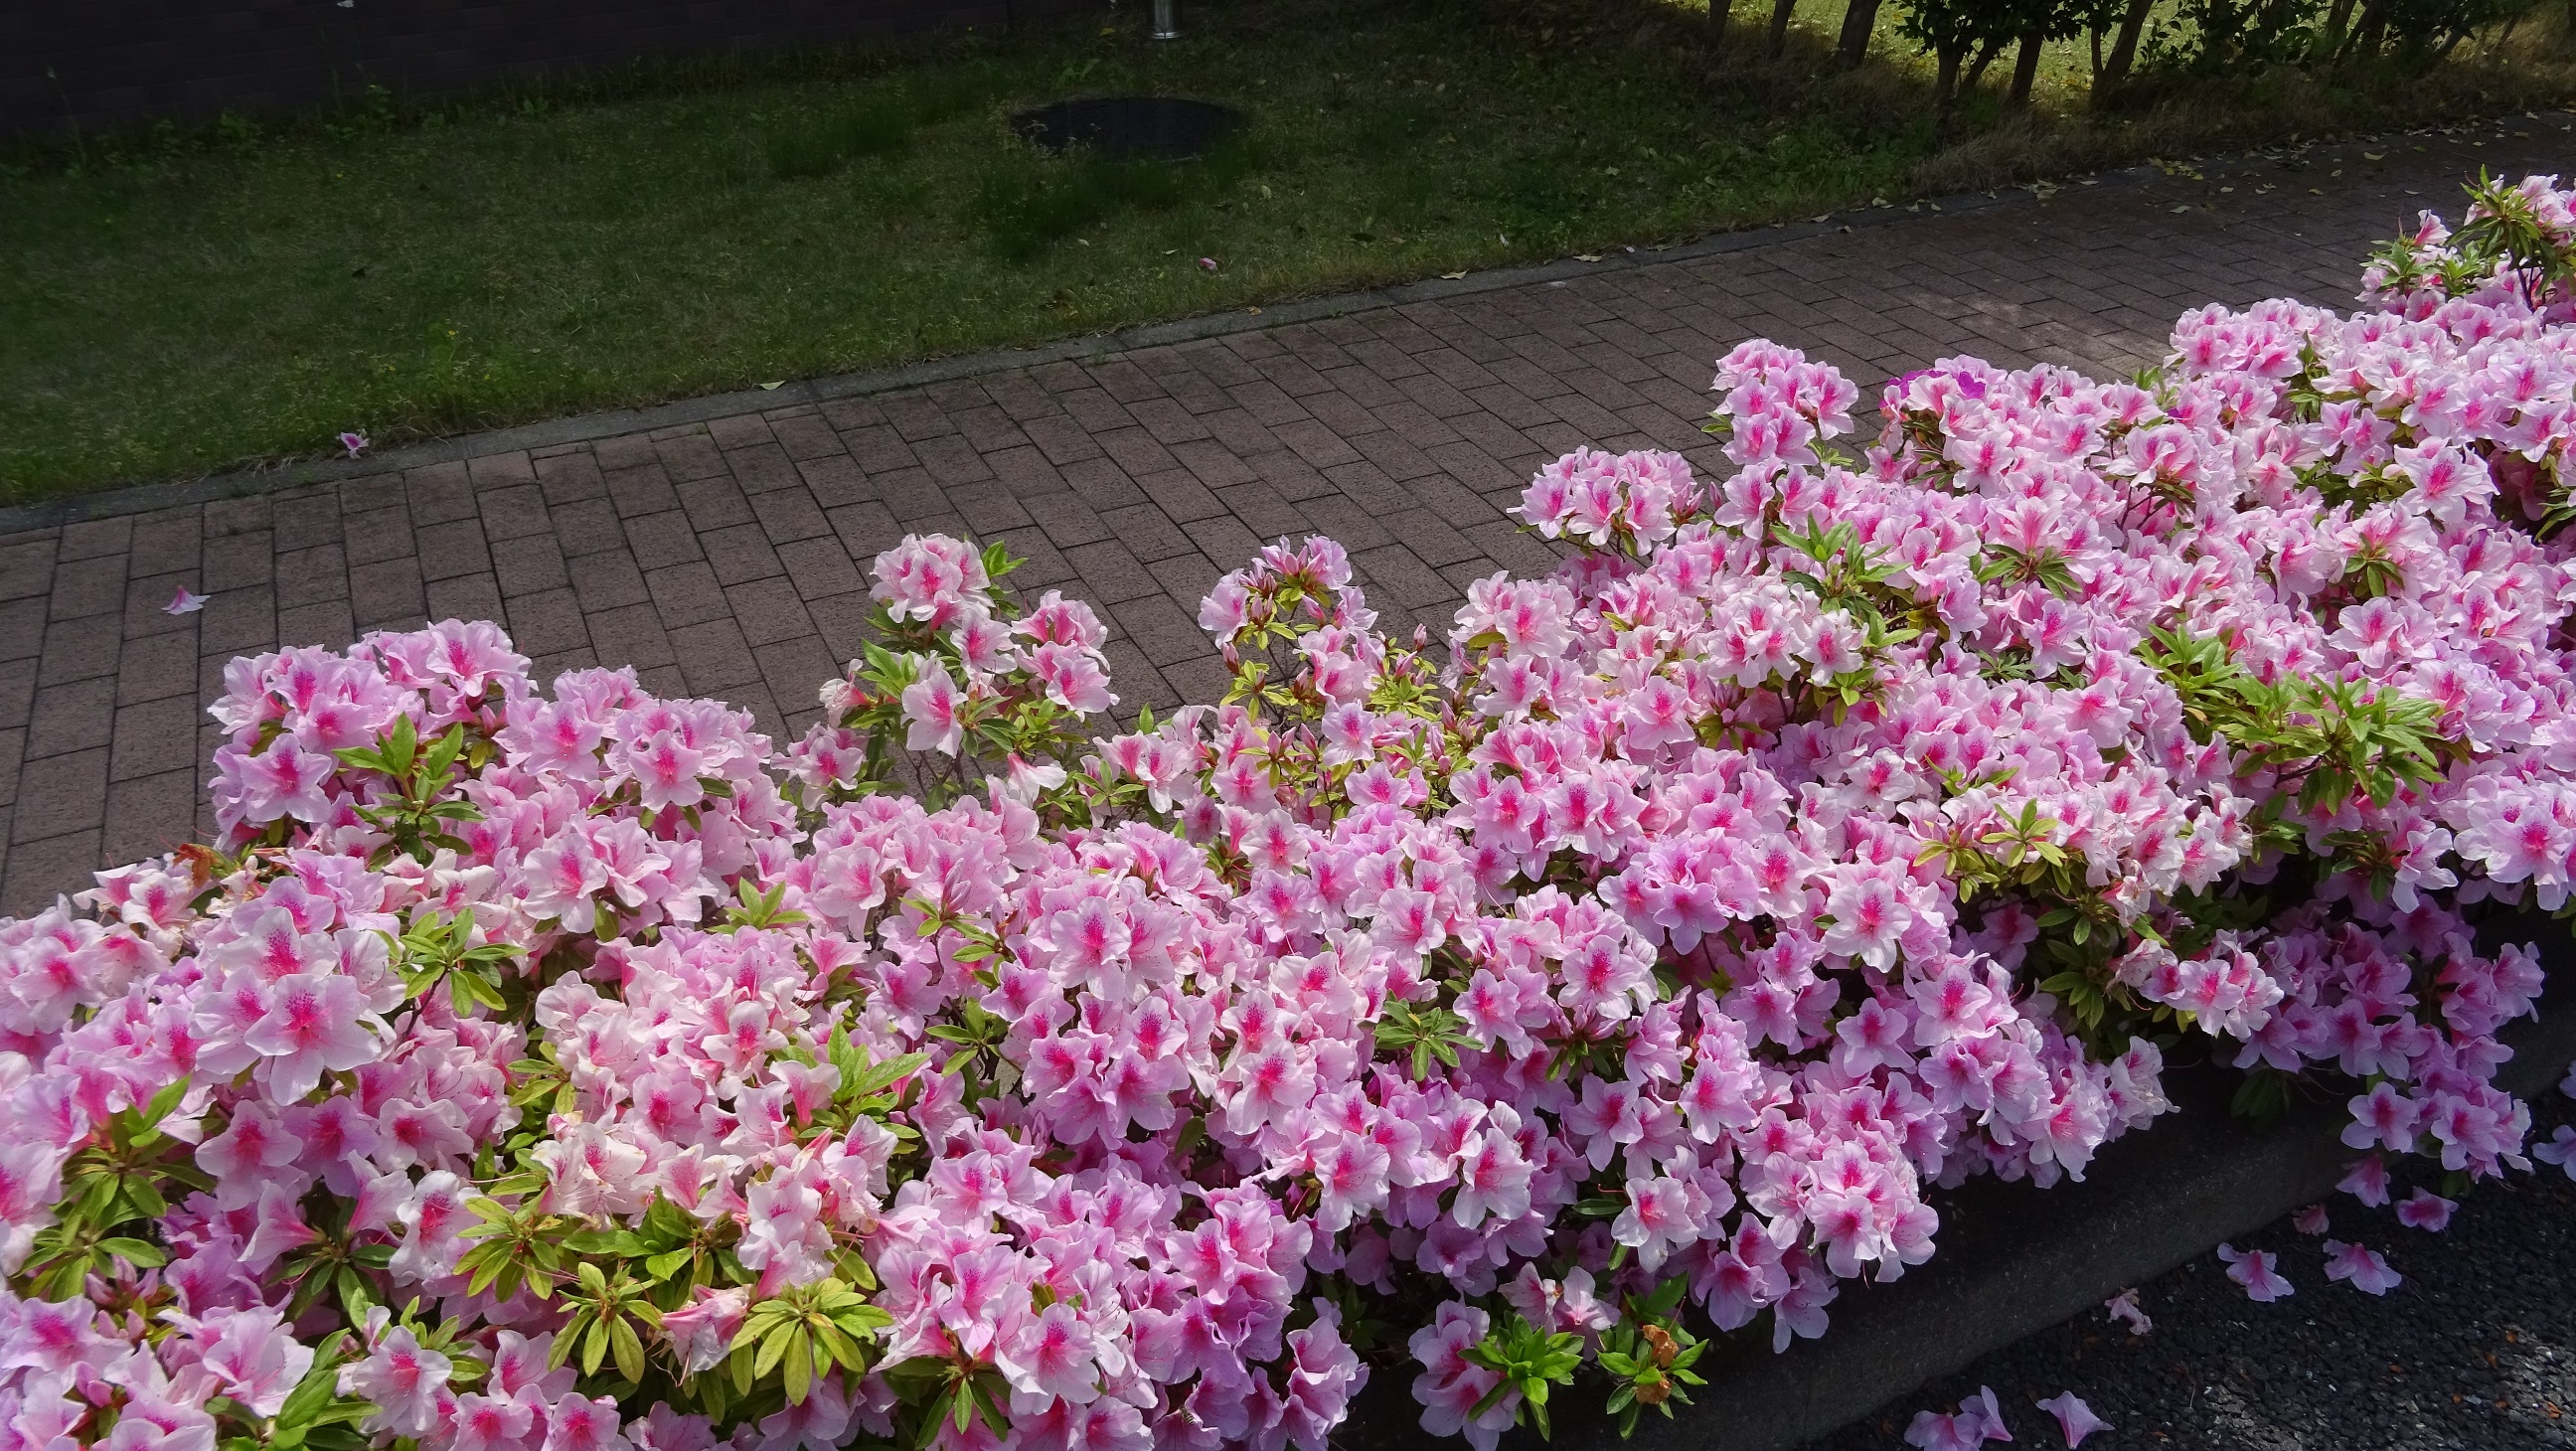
(8, 173, 2576, 1451)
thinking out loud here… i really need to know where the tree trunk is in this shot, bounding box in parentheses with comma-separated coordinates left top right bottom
(1768, 0, 1798, 56)
(2336, 0, 2389, 61)
(1963, 33, 2009, 89)
(2103, 0, 2155, 79)
(1835, 0, 1884, 64)
(1934, 42, 1966, 109)
(2320, 0, 2357, 49)
(1709, 0, 1733, 56)
(2007, 28, 2044, 106)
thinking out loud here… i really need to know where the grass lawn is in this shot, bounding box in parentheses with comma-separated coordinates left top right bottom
(2, 0, 2568, 502)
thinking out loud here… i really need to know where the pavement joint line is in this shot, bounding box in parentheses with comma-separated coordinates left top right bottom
(3, 109, 2564, 540)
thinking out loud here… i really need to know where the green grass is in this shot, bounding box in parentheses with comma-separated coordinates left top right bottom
(0, 0, 2567, 501)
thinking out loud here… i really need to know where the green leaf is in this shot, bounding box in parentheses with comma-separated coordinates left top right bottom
(782, 1327, 814, 1405)
(141, 1075, 192, 1129)
(754, 1320, 796, 1380)
(98, 1235, 168, 1268)
(611, 1316, 647, 1383)
(335, 1265, 377, 1322)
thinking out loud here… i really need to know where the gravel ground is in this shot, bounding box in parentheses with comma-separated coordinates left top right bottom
(1802, 1093, 2576, 1451)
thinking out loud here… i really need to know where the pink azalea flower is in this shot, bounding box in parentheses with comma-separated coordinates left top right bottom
(659, 1286, 750, 1376)
(2533, 1124, 2576, 1180)
(2322, 1239, 2403, 1295)
(2033, 1391, 2108, 1448)
(339, 1324, 452, 1438)
(1904, 1385, 2010, 1449)
(2338, 1154, 2393, 1207)
(2396, 1189, 2458, 1232)
(243, 970, 380, 1102)
(2217, 1243, 2294, 1302)
(899, 659, 964, 755)
(2102, 1288, 2152, 1337)
(166, 586, 208, 614)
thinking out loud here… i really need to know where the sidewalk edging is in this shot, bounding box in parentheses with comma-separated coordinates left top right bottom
(16, 104, 2552, 539)
(0, 158, 2150, 536)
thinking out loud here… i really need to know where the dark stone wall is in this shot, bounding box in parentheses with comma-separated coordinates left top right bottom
(2, 0, 1090, 138)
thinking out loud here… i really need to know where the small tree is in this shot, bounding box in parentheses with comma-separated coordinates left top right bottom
(1769, 0, 1802, 54)
(2091, 0, 2158, 88)
(1837, 0, 1889, 63)
(1896, 0, 2017, 109)
(1899, 0, 2090, 110)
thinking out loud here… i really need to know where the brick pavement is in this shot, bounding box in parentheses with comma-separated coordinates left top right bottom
(3, 118, 2570, 912)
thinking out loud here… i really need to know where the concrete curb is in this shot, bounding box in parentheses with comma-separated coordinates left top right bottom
(1328, 912, 2576, 1451)
(0, 179, 2049, 536)
(16, 108, 2536, 537)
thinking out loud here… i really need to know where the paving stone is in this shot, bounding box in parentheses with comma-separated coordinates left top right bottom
(53, 553, 131, 619)
(200, 585, 275, 654)
(58, 518, 131, 563)
(585, 606, 675, 671)
(467, 452, 536, 489)
(108, 697, 199, 783)
(670, 618, 763, 695)
(503, 588, 590, 657)
(536, 450, 608, 504)
(407, 462, 478, 525)
(807, 594, 877, 665)
(648, 563, 732, 630)
(568, 553, 650, 613)
(702, 525, 783, 586)
(480, 485, 554, 541)
(1099, 505, 1193, 564)
(605, 465, 682, 519)
(272, 545, 352, 609)
(493, 536, 570, 596)
(426, 572, 506, 622)
(344, 506, 416, 566)
(277, 599, 358, 650)
(725, 578, 816, 648)
(656, 432, 728, 483)
(128, 514, 202, 577)
(0, 541, 56, 602)
(13, 746, 108, 842)
(777, 539, 863, 602)
(754, 636, 837, 720)
(115, 632, 198, 706)
(1065, 541, 1166, 605)
(750, 487, 832, 545)
(829, 503, 905, 564)
(678, 477, 757, 532)
(415, 520, 494, 582)
(1109, 595, 1209, 668)
(0, 599, 46, 665)
(3, 831, 96, 914)
(29, 678, 117, 759)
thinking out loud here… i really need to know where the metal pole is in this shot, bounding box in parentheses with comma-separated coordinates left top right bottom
(1152, 0, 1179, 40)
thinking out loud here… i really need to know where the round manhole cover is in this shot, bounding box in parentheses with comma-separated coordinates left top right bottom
(1011, 96, 1243, 161)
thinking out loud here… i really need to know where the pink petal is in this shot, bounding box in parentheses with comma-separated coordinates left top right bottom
(2034, 1391, 2108, 1448)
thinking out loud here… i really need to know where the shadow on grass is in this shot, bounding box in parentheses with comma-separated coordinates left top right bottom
(972, 129, 1264, 262)
(763, 65, 1009, 180)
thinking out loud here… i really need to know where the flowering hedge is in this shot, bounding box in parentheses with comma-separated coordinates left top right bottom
(8, 175, 2576, 1451)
